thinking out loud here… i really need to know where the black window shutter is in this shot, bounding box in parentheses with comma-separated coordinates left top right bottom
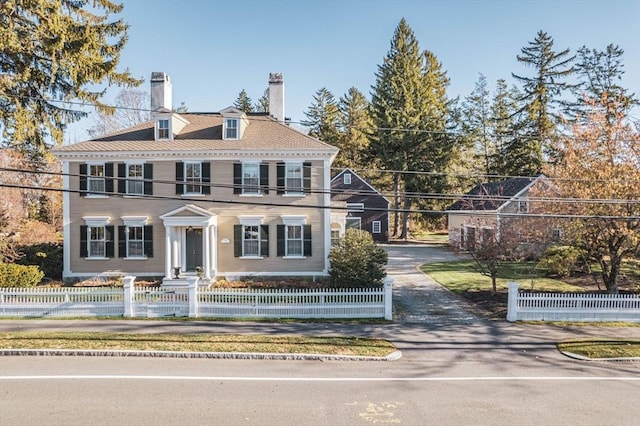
(118, 226, 126, 258)
(105, 225, 115, 258)
(303, 162, 311, 194)
(233, 163, 242, 194)
(303, 225, 312, 256)
(144, 225, 153, 258)
(276, 225, 285, 257)
(80, 225, 88, 257)
(260, 163, 269, 194)
(260, 225, 269, 257)
(233, 225, 242, 257)
(175, 162, 184, 194)
(79, 164, 87, 196)
(144, 164, 153, 195)
(276, 163, 285, 194)
(202, 162, 211, 195)
(117, 164, 126, 194)
(105, 163, 114, 193)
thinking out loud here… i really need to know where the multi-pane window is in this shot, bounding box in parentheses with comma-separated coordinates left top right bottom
(157, 119, 169, 139)
(346, 217, 361, 230)
(343, 173, 351, 185)
(372, 221, 381, 234)
(243, 225, 260, 256)
(518, 200, 530, 213)
(242, 163, 260, 194)
(88, 164, 105, 193)
(127, 226, 144, 257)
(286, 225, 303, 256)
(88, 226, 106, 258)
(185, 162, 202, 194)
(225, 118, 238, 139)
(127, 164, 143, 195)
(285, 163, 303, 194)
(331, 230, 340, 246)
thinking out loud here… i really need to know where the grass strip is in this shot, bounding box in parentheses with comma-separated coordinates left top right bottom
(0, 332, 396, 357)
(558, 339, 640, 359)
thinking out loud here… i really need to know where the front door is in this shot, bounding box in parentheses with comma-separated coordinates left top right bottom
(185, 228, 203, 272)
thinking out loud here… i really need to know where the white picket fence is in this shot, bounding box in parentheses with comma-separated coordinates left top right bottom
(507, 282, 640, 322)
(0, 277, 393, 320)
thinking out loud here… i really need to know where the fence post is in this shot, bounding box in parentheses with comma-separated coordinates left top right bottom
(383, 277, 393, 320)
(123, 276, 136, 318)
(506, 281, 520, 322)
(188, 277, 199, 318)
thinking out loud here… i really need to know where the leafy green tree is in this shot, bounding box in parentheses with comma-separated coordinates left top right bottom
(301, 87, 340, 145)
(370, 19, 453, 238)
(512, 30, 575, 169)
(0, 0, 139, 158)
(254, 88, 269, 113)
(334, 87, 371, 171)
(233, 89, 254, 113)
(329, 229, 388, 288)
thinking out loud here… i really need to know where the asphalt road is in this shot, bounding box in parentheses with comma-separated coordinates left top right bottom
(1, 243, 640, 425)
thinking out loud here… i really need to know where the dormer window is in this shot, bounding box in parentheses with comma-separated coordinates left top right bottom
(157, 119, 170, 139)
(225, 118, 238, 139)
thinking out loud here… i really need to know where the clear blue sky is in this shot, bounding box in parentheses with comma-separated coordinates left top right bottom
(67, 0, 640, 142)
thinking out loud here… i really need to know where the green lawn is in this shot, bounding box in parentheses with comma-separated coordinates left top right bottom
(420, 260, 584, 293)
(558, 339, 640, 359)
(0, 332, 396, 357)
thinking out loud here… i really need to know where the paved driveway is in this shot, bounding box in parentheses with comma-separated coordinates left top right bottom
(382, 243, 482, 325)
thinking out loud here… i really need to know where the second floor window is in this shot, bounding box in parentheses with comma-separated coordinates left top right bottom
(285, 163, 303, 194)
(157, 119, 169, 139)
(88, 164, 105, 193)
(127, 164, 143, 195)
(242, 163, 260, 194)
(185, 162, 202, 194)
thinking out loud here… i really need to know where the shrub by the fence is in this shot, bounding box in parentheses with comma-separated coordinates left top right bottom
(0, 263, 44, 287)
(537, 245, 583, 278)
(329, 229, 388, 288)
(17, 242, 63, 279)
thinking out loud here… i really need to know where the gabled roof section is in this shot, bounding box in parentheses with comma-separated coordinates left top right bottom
(159, 204, 215, 219)
(331, 168, 390, 204)
(448, 175, 543, 211)
(52, 113, 338, 158)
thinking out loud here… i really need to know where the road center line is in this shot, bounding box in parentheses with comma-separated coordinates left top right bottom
(2, 375, 640, 382)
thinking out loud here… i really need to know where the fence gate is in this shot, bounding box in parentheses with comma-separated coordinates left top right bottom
(133, 287, 189, 318)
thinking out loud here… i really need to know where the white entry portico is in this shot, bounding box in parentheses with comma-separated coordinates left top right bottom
(159, 204, 217, 283)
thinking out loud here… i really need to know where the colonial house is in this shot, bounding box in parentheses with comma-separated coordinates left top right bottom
(330, 168, 390, 243)
(447, 175, 546, 250)
(53, 72, 338, 284)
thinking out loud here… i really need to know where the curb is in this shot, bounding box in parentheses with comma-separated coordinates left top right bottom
(0, 349, 403, 362)
(559, 350, 640, 362)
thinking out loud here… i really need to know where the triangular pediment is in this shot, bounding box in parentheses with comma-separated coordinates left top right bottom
(160, 204, 215, 219)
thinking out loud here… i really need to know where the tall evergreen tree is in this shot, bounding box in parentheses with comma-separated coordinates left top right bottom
(233, 89, 254, 113)
(254, 88, 269, 113)
(460, 74, 493, 177)
(572, 44, 637, 124)
(301, 87, 340, 145)
(0, 0, 139, 159)
(369, 19, 452, 238)
(512, 30, 575, 169)
(335, 87, 371, 172)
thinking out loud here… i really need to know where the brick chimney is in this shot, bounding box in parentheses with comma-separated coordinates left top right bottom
(268, 72, 285, 122)
(150, 72, 172, 111)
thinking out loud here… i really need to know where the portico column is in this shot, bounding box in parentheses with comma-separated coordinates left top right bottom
(172, 227, 180, 272)
(203, 224, 211, 279)
(164, 226, 171, 279)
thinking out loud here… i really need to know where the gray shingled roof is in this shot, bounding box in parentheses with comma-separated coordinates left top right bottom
(448, 177, 539, 211)
(54, 113, 338, 153)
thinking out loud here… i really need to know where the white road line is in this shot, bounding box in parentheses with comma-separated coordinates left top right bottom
(2, 375, 640, 382)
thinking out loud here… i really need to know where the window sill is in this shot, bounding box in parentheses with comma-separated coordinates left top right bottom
(84, 257, 109, 260)
(124, 256, 148, 260)
(182, 193, 205, 197)
(85, 194, 108, 199)
(282, 193, 305, 198)
(240, 256, 264, 260)
(239, 193, 264, 197)
(283, 256, 306, 259)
